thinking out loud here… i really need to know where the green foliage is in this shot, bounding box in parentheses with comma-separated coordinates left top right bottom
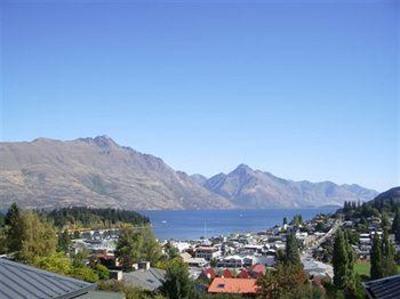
(70, 266, 98, 282)
(116, 225, 144, 270)
(116, 225, 162, 270)
(43, 207, 149, 229)
(141, 226, 163, 264)
(285, 232, 301, 267)
(257, 263, 314, 299)
(332, 229, 354, 290)
(58, 229, 71, 252)
(33, 252, 99, 282)
(162, 258, 195, 299)
(0, 229, 7, 254)
(210, 257, 217, 268)
(164, 242, 180, 260)
(370, 233, 384, 279)
(4, 203, 24, 253)
(370, 230, 397, 280)
(291, 215, 304, 226)
(0, 212, 5, 227)
(15, 211, 57, 263)
(94, 263, 110, 280)
(392, 208, 400, 243)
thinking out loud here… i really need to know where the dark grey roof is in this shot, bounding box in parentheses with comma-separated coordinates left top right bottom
(0, 258, 95, 299)
(363, 274, 400, 299)
(122, 268, 166, 291)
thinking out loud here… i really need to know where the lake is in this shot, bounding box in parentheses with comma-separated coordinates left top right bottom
(142, 208, 336, 241)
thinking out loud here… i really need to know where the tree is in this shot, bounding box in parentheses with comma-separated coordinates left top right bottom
(58, 229, 71, 252)
(257, 263, 308, 299)
(17, 212, 57, 263)
(283, 217, 288, 226)
(381, 230, 397, 277)
(285, 232, 301, 267)
(381, 213, 390, 230)
(165, 242, 180, 260)
(370, 233, 384, 279)
(392, 209, 400, 243)
(140, 226, 162, 265)
(94, 263, 110, 280)
(115, 225, 144, 270)
(291, 215, 303, 227)
(332, 229, 348, 289)
(162, 258, 194, 299)
(4, 203, 24, 253)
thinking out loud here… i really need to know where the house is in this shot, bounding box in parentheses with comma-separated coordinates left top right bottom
(187, 257, 208, 268)
(217, 255, 243, 268)
(208, 277, 258, 296)
(180, 252, 192, 263)
(195, 246, 220, 261)
(238, 269, 250, 278)
(200, 267, 216, 280)
(250, 264, 266, 278)
(222, 269, 233, 278)
(363, 274, 400, 299)
(122, 266, 166, 292)
(0, 258, 95, 299)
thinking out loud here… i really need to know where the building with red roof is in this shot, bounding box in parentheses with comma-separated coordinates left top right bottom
(250, 263, 266, 278)
(222, 268, 233, 278)
(208, 277, 259, 296)
(238, 269, 250, 279)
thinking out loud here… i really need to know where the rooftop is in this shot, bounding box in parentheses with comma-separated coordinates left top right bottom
(208, 277, 258, 294)
(363, 274, 400, 299)
(0, 258, 94, 299)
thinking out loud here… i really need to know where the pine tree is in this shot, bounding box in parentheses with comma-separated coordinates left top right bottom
(392, 209, 400, 243)
(381, 213, 390, 230)
(344, 231, 355, 285)
(285, 231, 301, 267)
(4, 203, 24, 253)
(381, 229, 397, 277)
(162, 258, 194, 299)
(332, 229, 348, 289)
(58, 229, 71, 253)
(370, 233, 384, 279)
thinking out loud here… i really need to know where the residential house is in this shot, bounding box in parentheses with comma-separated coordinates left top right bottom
(208, 277, 258, 297)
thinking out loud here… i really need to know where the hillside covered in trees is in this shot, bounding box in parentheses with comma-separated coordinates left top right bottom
(41, 206, 150, 228)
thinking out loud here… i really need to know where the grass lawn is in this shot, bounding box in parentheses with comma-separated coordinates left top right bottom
(354, 262, 400, 279)
(354, 262, 370, 277)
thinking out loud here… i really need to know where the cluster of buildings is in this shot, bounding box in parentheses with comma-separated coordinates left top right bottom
(62, 214, 338, 297)
(3, 211, 399, 298)
(336, 216, 397, 260)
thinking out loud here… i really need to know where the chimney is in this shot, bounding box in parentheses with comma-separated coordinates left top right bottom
(138, 261, 150, 270)
(110, 270, 123, 281)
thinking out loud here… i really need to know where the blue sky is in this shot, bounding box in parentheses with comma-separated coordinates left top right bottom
(1, 0, 399, 191)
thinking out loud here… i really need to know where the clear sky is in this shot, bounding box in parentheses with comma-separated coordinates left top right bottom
(1, 0, 399, 191)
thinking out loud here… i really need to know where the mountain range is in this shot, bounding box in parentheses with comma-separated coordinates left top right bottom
(0, 136, 379, 210)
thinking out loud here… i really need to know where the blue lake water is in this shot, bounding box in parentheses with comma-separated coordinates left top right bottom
(142, 208, 336, 241)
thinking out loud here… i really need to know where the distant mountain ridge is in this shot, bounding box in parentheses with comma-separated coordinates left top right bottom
(201, 164, 378, 208)
(0, 136, 233, 210)
(0, 136, 379, 210)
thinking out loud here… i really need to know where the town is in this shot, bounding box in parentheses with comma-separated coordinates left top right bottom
(2, 187, 400, 299)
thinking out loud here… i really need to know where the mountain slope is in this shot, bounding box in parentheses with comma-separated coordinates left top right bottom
(0, 137, 379, 210)
(204, 164, 378, 208)
(0, 136, 233, 210)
